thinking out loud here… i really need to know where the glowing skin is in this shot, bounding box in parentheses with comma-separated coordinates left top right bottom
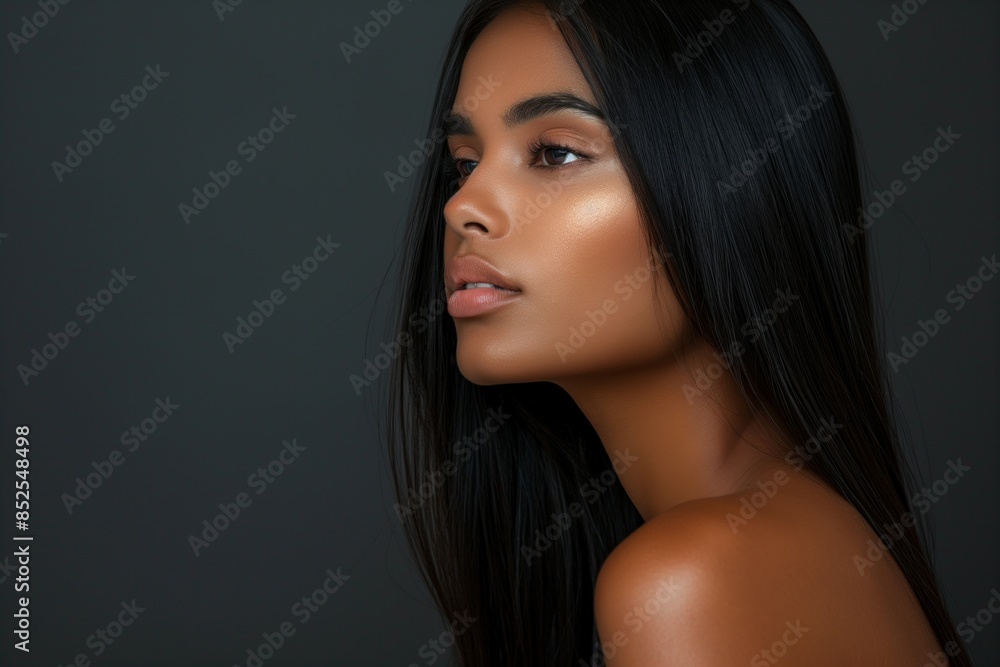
(443, 36, 683, 387)
(442, 4, 945, 665)
(443, 3, 795, 520)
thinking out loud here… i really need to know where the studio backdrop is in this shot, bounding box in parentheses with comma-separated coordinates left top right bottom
(0, 0, 997, 665)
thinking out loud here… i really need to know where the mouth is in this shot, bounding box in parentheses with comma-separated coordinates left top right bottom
(444, 254, 522, 298)
(444, 254, 523, 318)
(447, 283, 522, 318)
(456, 282, 521, 293)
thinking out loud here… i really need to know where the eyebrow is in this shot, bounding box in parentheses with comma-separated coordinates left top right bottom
(442, 92, 607, 138)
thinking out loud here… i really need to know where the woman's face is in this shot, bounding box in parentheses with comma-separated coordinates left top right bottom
(443, 4, 689, 386)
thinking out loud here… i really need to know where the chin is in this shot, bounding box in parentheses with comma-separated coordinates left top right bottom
(454, 335, 550, 386)
(455, 359, 512, 386)
(455, 350, 520, 386)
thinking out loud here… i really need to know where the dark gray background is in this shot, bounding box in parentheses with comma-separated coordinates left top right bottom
(0, 0, 996, 665)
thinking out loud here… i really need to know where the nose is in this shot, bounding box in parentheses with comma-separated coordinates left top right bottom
(442, 162, 512, 241)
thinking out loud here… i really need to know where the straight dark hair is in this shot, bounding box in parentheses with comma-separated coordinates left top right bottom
(383, 0, 974, 663)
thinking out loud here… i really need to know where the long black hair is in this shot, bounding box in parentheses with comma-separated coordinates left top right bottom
(384, 0, 973, 664)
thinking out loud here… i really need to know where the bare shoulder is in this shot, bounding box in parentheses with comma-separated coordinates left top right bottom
(593, 471, 942, 665)
(593, 494, 813, 666)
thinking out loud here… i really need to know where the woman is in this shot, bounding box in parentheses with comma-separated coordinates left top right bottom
(386, 0, 974, 664)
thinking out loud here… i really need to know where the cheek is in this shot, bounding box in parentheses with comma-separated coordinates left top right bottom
(448, 170, 689, 384)
(521, 191, 684, 369)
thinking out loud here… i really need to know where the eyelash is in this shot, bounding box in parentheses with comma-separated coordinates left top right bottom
(442, 139, 588, 188)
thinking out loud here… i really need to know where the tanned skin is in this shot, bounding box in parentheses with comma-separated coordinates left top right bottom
(442, 4, 944, 664)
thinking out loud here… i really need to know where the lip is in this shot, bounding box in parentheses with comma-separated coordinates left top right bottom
(445, 254, 522, 318)
(448, 286, 522, 318)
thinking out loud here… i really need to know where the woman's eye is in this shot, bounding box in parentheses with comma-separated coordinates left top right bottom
(446, 142, 587, 184)
(536, 145, 582, 167)
(455, 158, 478, 178)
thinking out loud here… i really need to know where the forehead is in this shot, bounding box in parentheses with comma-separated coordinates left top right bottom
(452, 5, 597, 114)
